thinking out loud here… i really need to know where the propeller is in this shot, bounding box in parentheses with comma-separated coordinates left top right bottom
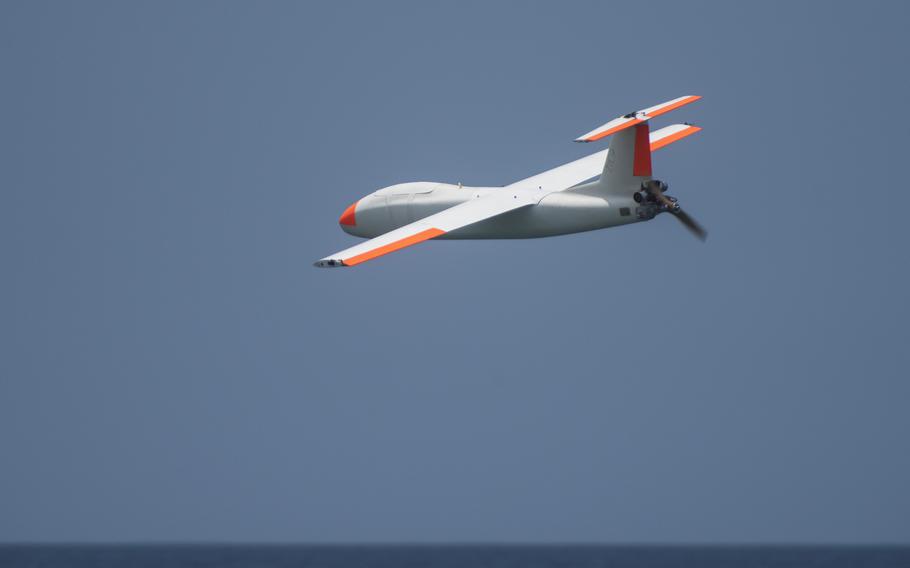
(641, 180, 707, 241)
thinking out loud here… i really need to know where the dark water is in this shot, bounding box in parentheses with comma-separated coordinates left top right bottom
(2, 545, 910, 568)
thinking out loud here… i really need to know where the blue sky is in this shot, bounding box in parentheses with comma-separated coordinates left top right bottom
(2, 0, 909, 543)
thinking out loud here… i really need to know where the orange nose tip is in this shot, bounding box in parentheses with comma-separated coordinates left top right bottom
(339, 200, 358, 226)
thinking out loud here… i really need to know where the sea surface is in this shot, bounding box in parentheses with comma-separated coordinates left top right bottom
(2, 545, 910, 568)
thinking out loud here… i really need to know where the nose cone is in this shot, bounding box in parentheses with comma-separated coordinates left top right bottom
(339, 200, 358, 227)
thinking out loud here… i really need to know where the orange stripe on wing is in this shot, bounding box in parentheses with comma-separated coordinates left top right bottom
(344, 228, 446, 266)
(650, 125, 702, 151)
(644, 95, 702, 119)
(583, 117, 642, 142)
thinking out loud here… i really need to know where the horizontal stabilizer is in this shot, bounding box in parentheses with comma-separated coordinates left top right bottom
(508, 123, 701, 191)
(575, 95, 701, 143)
(649, 123, 701, 151)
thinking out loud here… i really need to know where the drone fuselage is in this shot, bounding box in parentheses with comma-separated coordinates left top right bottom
(317, 96, 704, 267)
(342, 181, 656, 240)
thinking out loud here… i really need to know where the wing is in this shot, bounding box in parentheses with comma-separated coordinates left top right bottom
(507, 148, 609, 192)
(314, 189, 541, 267)
(508, 123, 701, 191)
(574, 95, 701, 143)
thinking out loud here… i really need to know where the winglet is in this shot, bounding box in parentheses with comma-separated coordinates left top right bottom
(575, 95, 701, 143)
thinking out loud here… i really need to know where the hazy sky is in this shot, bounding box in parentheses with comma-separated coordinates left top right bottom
(2, 0, 909, 543)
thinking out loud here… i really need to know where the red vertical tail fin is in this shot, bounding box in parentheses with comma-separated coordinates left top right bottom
(600, 122, 653, 195)
(633, 122, 652, 177)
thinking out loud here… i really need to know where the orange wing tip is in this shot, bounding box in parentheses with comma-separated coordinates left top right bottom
(650, 125, 701, 151)
(344, 227, 446, 266)
(339, 200, 359, 226)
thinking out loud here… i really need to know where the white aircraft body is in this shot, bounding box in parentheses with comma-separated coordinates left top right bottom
(315, 96, 705, 268)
